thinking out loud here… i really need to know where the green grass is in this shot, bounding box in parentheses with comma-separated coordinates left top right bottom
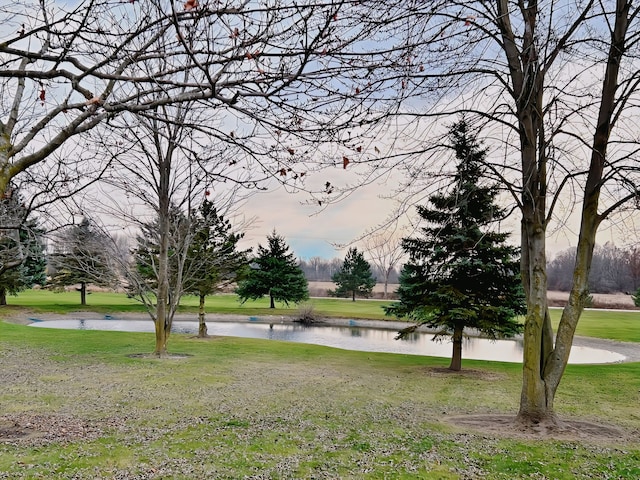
(0, 319, 639, 479)
(1, 290, 640, 477)
(6, 289, 394, 319)
(549, 307, 640, 342)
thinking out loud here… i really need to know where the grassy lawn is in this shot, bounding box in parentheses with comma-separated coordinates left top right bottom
(0, 290, 639, 478)
(6, 289, 394, 319)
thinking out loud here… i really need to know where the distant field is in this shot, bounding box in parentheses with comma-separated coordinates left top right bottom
(311, 282, 639, 308)
(308, 281, 400, 299)
(547, 290, 637, 309)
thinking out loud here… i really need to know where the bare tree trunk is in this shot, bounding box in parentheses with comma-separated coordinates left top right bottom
(198, 293, 208, 338)
(0, 287, 6, 306)
(269, 291, 275, 309)
(449, 325, 463, 371)
(154, 151, 172, 357)
(515, 0, 629, 425)
(383, 266, 393, 299)
(352, 290, 356, 301)
(80, 282, 87, 306)
(0, 147, 10, 199)
(518, 225, 556, 423)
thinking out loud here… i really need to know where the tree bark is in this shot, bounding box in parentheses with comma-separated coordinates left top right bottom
(198, 293, 208, 338)
(154, 149, 172, 357)
(0, 287, 6, 306)
(449, 325, 463, 371)
(515, 0, 629, 425)
(496, 0, 563, 424)
(269, 291, 275, 308)
(80, 282, 87, 306)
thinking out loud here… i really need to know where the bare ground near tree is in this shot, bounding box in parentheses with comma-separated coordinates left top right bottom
(0, 341, 637, 452)
(0, 345, 636, 452)
(2, 306, 640, 450)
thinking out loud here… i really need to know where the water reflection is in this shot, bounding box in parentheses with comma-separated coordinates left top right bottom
(28, 319, 626, 364)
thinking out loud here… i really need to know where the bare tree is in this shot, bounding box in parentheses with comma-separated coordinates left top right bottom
(309, 256, 325, 281)
(1, 0, 409, 354)
(347, 1, 640, 427)
(361, 228, 406, 298)
(628, 247, 640, 291)
(547, 249, 577, 293)
(98, 100, 243, 356)
(0, 1, 405, 200)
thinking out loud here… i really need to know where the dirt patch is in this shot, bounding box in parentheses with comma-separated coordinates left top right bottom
(0, 413, 108, 446)
(420, 366, 507, 381)
(126, 352, 192, 359)
(447, 414, 633, 443)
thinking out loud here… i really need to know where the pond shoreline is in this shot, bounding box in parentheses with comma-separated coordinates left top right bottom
(8, 311, 640, 363)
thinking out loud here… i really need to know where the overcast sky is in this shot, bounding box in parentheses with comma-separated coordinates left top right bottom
(235, 178, 637, 262)
(237, 179, 400, 260)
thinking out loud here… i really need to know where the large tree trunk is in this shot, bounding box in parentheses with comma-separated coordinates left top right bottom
(154, 262, 170, 355)
(269, 291, 275, 308)
(516, 0, 628, 426)
(449, 325, 463, 371)
(198, 293, 208, 338)
(0, 287, 6, 306)
(518, 225, 556, 424)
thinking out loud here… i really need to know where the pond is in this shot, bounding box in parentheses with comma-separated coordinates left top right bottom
(28, 319, 627, 364)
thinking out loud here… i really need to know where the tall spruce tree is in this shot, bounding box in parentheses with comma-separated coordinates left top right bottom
(331, 247, 376, 301)
(184, 201, 251, 337)
(386, 121, 525, 371)
(236, 230, 308, 308)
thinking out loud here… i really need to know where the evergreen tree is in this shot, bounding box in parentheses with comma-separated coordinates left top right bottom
(49, 217, 118, 305)
(129, 203, 193, 344)
(0, 190, 46, 304)
(184, 201, 251, 337)
(385, 121, 525, 371)
(331, 247, 376, 301)
(236, 230, 308, 308)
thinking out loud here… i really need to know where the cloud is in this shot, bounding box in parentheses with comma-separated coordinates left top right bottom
(238, 182, 398, 259)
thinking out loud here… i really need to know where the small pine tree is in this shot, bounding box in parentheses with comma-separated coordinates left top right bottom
(48, 217, 118, 305)
(385, 120, 525, 371)
(632, 287, 640, 307)
(236, 230, 308, 308)
(331, 247, 376, 301)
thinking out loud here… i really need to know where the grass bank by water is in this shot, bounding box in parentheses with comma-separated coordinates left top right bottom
(7, 289, 640, 341)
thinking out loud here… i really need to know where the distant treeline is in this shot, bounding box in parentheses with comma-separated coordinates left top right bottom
(298, 257, 400, 284)
(548, 243, 640, 293)
(301, 242, 640, 295)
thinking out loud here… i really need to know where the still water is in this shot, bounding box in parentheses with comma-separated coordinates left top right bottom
(28, 319, 626, 364)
